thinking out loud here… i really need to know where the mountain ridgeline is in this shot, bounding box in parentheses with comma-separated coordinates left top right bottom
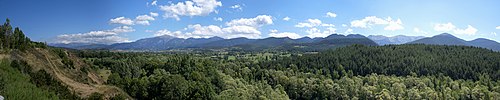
(52, 34, 379, 51)
(51, 33, 500, 51)
(408, 33, 500, 51)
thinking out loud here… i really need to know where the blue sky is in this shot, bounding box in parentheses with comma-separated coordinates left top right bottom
(1, 0, 499, 44)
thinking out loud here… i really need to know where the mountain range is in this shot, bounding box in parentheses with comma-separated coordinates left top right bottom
(50, 33, 500, 51)
(408, 33, 500, 51)
(50, 34, 378, 51)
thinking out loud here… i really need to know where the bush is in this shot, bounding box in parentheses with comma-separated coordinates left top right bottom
(88, 92, 104, 100)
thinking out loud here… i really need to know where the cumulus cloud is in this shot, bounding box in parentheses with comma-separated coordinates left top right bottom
(214, 17, 223, 21)
(434, 23, 477, 35)
(109, 17, 134, 25)
(55, 26, 134, 44)
(384, 17, 404, 31)
(453, 25, 477, 35)
(306, 27, 336, 38)
(496, 26, 500, 29)
(295, 19, 337, 38)
(150, 12, 159, 17)
(156, 15, 273, 39)
(154, 29, 184, 37)
(226, 15, 273, 27)
(344, 28, 354, 34)
(269, 29, 278, 33)
(283, 17, 291, 21)
(159, 0, 222, 20)
(350, 16, 404, 31)
(135, 14, 156, 25)
(413, 28, 428, 34)
(230, 4, 243, 11)
(326, 12, 337, 18)
(151, 0, 157, 6)
(269, 32, 301, 39)
(160, 24, 261, 39)
(295, 19, 322, 28)
(294, 19, 334, 27)
(434, 23, 456, 32)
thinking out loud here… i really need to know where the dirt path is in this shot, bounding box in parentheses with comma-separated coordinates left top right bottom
(43, 51, 99, 97)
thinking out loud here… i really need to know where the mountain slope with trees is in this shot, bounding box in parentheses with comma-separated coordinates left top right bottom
(408, 33, 500, 51)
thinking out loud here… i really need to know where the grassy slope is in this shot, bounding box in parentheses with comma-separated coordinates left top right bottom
(1, 48, 131, 99)
(0, 58, 60, 100)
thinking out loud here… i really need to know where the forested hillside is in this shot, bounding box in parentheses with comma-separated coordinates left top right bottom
(0, 19, 129, 100)
(261, 44, 500, 80)
(77, 44, 500, 99)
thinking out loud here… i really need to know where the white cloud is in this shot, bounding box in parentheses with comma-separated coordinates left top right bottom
(151, 0, 157, 6)
(226, 15, 273, 27)
(283, 17, 291, 21)
(350, 16, 404, 31)
(150, 12, 159, 17)
(341, 24, 347, 27)
(306, 27, 337, 38)
(321, 24, 335, 27)
(344, 28, 354, 34)
(55, 26, 134, 44)
(156, 24, 262, 39)
(496, 26, 500, 29)
(135, 14, 156, 25)
(269, 29, 278, 33)
(214, 17, 223, 21)
(295, 19, 322, 28)
(136, 15, 155, 21)
(155, 29, 184, 37)
(109, 17, 134, 25)
(295, 19, 334, 27)
(156, 15, 274, 39)
(295, 19, 337, 37)
(269, 32, 301, 39)
(159, 0, 222, 20)
(186, 24, 261, 39)
(492, 32, 497, 36)
(453, 25, 477, 35)
(434, 23, 456, 32)
(384, 17, 404, 31)
(110, 26, 135, 33)
(221, 25, 261, 38)
(326, 12, 337, 18)
(413, 27, 428, 34)
(434, 23, 477, 35)
(230, 4, 243, 11)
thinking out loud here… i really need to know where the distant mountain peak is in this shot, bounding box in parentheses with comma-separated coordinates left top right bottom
(154, 35, 177, 39)
(209, 36, 224, 40)
(437, 33, 453, 36)
(368, 35, 426, 45)
(472, 38, 491, 41)
(408, 33, 500, 51)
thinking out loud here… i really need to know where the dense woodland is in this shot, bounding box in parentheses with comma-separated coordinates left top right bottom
(1, 19, 500, 99)
(76, 44, 500, 99)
